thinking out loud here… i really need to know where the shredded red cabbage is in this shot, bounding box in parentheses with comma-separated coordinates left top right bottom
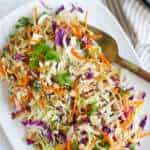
(81, 36, 89, 45)
(40, 0, 51, 9)
(125, 143, 131, 148)
(102, 126, 111, 134)
(85, 71, 93, 79)
(129, 95, 134, 100)
(13, 54, 28, 61)
(70, 4, 84, 13)
(52, 21, 57, 33)
(139, 115, 147, 128)
(58, 131, 67, 142)
(128, 124, 133, 130)
(80, 136, 89, 144)
(79, 131, 89, 144)
(70, 4, 76, 13)
(47, 129, 53, 141)
(70, 96, 75, 109)
(26, 139, 35, 145)
(123, 107, 133, 119)
(77, 7, 84, 13)
(56, 5, 65, 15)
(81, 116, 90, 124)
(141, 92, 146, 99)
(11, 106, 30, 119)
(22, 120, 52, 141)
(55, 28, 66, 47)
(66, 36, 71, 46)
(22, 120, 46, 127)
(126, 87, 135, 91)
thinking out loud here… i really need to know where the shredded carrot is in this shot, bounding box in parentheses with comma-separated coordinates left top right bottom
(99, 53, 111, 66)
(11, 107, 29, 119)
(0, 59, 3, 66)
(72, 104, 77, 115)
(38, 66, 47, 73)
(32, 25, 41, 33)
(71, 48, 87, 61)
(128, 111, 134, 123)
(44, 85, 64, 97)
(74, 79, 79, 98)
(30, 39, 39, 45)
(129, 100, 144, 108)
(19, 76, 29, 87)
(55, 144, 66, 150)
(121, 121, 128, 131)
(66, 140, 71, 150)
(45, 86, 56, 92)
(103, 134, 110, 143)
(88, 138, 97, 149)
(84, 44, 92, 50)
(9, 94, 16, 107)
(103, 133, 115, 149)
(99, 52, 111, 71)
(24, 47, 33, 55)
(59, 88, 65, 96)
(0, 60, 6, 76)
(27, 27, 32, 39)
(72, 78, 79, 115)
(76, 27, 82, 37)
(123, 97, 130, 111)
(72, 26, 82, 37)
(28, 91, 33, 99)
(94, 76, 102, 81)
(38, 99, 48, 110)
(121, 109, 134, 130)
(127, 138, 135, 144)
(20, 91, 33, 106)
(112, 87, 119, 94)
(21, 95, 30, 105)
(138, 132, 150, 138)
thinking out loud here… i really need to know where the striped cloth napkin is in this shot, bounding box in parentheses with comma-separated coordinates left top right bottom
(101, 0, 150, 72)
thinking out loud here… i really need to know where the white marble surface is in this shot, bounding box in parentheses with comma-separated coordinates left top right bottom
(0, 1, 30, 149)
(0, 0, 30, 18)
(0, 126, 12, 150)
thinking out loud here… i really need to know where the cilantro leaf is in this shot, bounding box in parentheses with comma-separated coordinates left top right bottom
(29, 56, 39, 69)
(33, 42, 60, 62)
(33, 81, 41, 92)
(92, 146, 99, 150)
(29, 42, 60, 69)
(45, 50, 60, 62)
(93, 142, 110, 150)
(33, 42, 49, 55)
(16, 17, 32, 28)
(120, 89, 129, 97)
(72, 139, 78, 150)
(1, 51, 8, 58)
(88, 103, 99, 116)
(53, 72, 73, 87)
(130, 144, 135, 150)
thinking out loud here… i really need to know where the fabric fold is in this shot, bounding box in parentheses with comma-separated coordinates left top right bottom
(101, 0, 150, 71)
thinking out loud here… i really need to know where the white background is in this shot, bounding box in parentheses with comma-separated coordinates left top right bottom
(0, 1, 30, 149)
(0, 0, 149, 150)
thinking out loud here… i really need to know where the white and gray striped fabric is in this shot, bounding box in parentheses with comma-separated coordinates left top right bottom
(101, 0, 150, 72)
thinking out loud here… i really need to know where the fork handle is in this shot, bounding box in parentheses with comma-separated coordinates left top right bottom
(116, 56, 150, 82)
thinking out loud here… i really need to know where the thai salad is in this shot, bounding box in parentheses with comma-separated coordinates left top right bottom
(0, 4, 149, 150)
